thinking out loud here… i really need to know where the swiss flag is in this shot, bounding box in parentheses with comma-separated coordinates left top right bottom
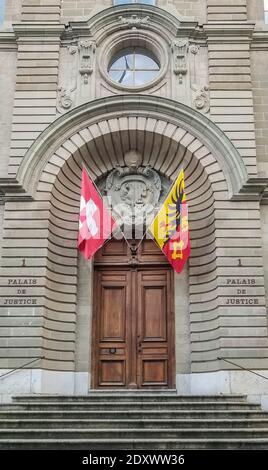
(78, 168, 116, 259)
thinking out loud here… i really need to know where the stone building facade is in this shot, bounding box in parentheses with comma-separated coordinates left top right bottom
(0, 0, 268, 406)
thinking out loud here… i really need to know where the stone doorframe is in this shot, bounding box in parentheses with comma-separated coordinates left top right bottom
(1, 95, 268, 398)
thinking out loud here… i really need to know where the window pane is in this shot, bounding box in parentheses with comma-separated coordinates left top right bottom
(110, 54, 134, 70)
(109, 70, 134, 84)
(265, 10, 268, 23)
(134, 70, 158, 85)
(114, 1, 131, 5)
(264, 0, 268, 10)
(138, 0, 155, 4)
(109, 70, 126, 82)
(135, 53, 159, 70)
(120, 71, 134, 85)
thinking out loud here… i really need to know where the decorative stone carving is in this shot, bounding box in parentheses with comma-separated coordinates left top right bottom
(172, 39, 189, 84)
(57, 45, 78, 114)
(124, 149, 142, 168)
(68, 45, 78, 56)
(119, 15, 150, 29)
(192, 85, 210, 114)
(104, 156, 162, 226)
(189, 44, 200, 55)
(78, 40, 96, 85)
(57, 87, 73, 113)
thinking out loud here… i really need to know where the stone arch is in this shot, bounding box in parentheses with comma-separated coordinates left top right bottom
(71, 4, 188, 45)
(17, 95, 248, 199)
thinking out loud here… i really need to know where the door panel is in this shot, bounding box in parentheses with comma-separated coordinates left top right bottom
(99, 360, 125, 387)
(93, 239, 174, 389)
(142, 286, 167, 340)
(94, 238, 129, 265)
(137, 270, 171, 388)
(141, 359, 168, 386)
(138, 238, 168, 264)
(93, 270, 131, 388)
(101, 286, 126, 341)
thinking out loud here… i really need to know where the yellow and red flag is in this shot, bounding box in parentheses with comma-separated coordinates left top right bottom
(148, 169, 190, 273)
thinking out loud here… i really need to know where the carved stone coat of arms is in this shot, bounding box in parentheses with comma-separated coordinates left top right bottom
(104, 165, 162, 226)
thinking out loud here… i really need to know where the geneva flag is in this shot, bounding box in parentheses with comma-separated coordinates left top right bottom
(78, 168, 116, 259)
(148, 169, 190, 273)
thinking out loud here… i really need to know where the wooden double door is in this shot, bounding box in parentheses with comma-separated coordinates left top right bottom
(92, 238, 175, 389)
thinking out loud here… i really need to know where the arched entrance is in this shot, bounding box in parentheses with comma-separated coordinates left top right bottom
(92, 237, 175, 389)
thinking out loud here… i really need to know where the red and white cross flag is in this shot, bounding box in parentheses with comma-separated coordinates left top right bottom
(78, 168, 116, 259)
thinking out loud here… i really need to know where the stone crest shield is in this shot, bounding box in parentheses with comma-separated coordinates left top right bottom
(105, 165, 162, 226)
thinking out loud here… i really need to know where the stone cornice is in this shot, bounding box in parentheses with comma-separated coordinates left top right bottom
(2, 177, 268, 204)
(0, 179, 32, 204)
(12, 23, 65, 38)
(0, 18, 266, 47)
(204, 22, 255, 42)
(232, 178, 268, 203)
(261, 189, 268, 204)
(251, 30, 268, 50)
(0, 32, 17, 50)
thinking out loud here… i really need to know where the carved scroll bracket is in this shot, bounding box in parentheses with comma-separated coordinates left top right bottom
(188, 42, 210, 114)
(57, 86, 74, 113)
(78, 40, 96, 85)
(171, 39, 189, 84)
(57, 44, 78, 114)
(192, 85, 210, 114)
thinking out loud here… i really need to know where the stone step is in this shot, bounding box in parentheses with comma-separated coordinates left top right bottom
(1, 418, 268, 429)
(2, 392, 268, 450)
(1, 428, 268, 440)
(2, 401, 260, 411)
(0, 410, 266, 420)
(12, 394, 246, 403)
(0, 438, 268, 450)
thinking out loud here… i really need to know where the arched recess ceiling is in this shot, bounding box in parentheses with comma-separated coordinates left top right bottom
(41, 120, 221, 373)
